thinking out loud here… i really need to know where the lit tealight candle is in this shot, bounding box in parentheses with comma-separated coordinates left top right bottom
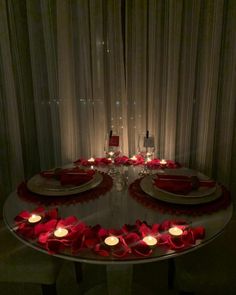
(160, 159, 167, 165)
(54, 227, 69, 238)
(168, 227, 183, 237)
(143, 236, 158, 246)
(28, 214, 42, 224)
(104, 236, 119, 246)
(130, 155, 137, 161)
(88, 157, 95, 163)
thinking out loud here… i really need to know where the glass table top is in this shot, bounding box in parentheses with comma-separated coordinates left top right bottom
(3, 165, 233, 265)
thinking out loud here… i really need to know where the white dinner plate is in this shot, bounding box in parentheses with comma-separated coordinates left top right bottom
(27, 171, 103, 196)
(140, 175, 222, 205)
(153, 168, 216, 198)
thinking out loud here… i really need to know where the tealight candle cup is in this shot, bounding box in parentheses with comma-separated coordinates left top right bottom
(54, 227, 69, 238)
(130, 155, 137, 161)
(160, 159, 167, 166)
(28, 214, 42, 224)
(168, 227, 183, 237)
(88, 157, 95, 163)
(104, 236, 119, 246)
(143, 236, 158, 246)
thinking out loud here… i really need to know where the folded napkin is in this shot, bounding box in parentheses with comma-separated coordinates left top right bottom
(40, 167, 95, 186)
(153, 174, 216, 195)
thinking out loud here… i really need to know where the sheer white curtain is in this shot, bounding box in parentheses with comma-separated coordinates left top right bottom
(56, 0, 128, 162)
(26, 0, 127, 165)
(0, 0, 236, 206)
(125, 0, 236, 187)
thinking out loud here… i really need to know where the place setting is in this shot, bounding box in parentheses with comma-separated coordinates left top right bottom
(129, 167, 231, 215)
(127, 130, 230, 212)
(140, 168, 222, 205)
(27, 166, 103, 196)
(17, 165, 113, 206)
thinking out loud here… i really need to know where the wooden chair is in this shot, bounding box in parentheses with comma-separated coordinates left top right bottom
(0, 220, 62, 295)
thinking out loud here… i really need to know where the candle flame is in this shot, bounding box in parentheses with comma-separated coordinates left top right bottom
(88, 157, 95, 162)
(131, 155, 137, 160)
(160, 159, 167, 165)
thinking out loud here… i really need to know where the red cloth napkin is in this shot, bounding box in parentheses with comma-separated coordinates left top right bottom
(40, 167, 95, 186)
(154, 174, 216, 195)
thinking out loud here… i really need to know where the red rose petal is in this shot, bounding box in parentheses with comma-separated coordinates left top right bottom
(139, 223, 152, 237)
(124, 232, 140, 246)
(94, 244, 110, 257)
(34, 207, 45, 214)
(18, 211, 31, 220)
(47, 239, 66, 253)
(192, 226, 205, 239)
(46, 208, 58, 219)
(133, 241, 153, 257)
(38, 232, 51, 244)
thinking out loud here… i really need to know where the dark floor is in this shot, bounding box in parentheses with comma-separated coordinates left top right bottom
(1, 259, 235, 295)
(0, 260, 177, 295)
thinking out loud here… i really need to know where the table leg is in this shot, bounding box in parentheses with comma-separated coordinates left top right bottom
(106, 264, 133, 295)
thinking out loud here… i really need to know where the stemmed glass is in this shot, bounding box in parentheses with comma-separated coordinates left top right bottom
(138, 132, 155, 175)
(104, 130, 122, 175)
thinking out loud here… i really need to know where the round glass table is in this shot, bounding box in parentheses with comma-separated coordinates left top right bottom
(3, 165, 233, 294)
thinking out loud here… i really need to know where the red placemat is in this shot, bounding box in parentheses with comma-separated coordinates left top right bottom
(128, 178, 231, 216)
(17, 172, 113, 206)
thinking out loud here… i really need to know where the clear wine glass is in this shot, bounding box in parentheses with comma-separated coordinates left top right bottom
(138, 132, 155, 175)
(104, 130, 122, 175)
